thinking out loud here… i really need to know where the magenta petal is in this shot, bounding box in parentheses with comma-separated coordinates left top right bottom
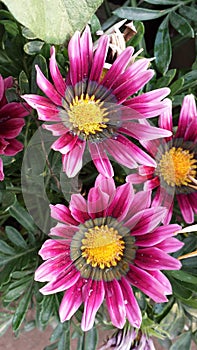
(1, 119, 25, 138)
(49, 46, 66, 96)
(176, 94, 197, 138)
(1, 102, 30, 118)
(89, 35, 109, 83)
(80, 26, 93, 79)
(104, 137, 138, 169)
(125, 206, 166, 234)
(68, 31, 82, 85)
(119, 277, 142, 328)
(35, 65, 62, 105)
(69, 194, 89, 223)
(107, 182, 133, 221)
(4, 139, 23, 156)
(127, 265, 168, 302)
(156, 237, 184, 253)
(158, 98, 173, 133)
(124, 190, 151, 221)
(52, 133, 78, 154)
(0, 158, 4, 181)
(135, 247, 182, 270)
(39, 266, 80, 295)
(87, 186, 109, 219)
(22, 94, 60, 121)
(121, 121, 172, 141)
(147, 270, 172, 295)
(43, 123, 68, 136)
(105, 280, 126, 329)
(177, 194, 194, 223)
(38, 239, 69, 259)
(136, 224, 181, 247)
(49, 223, 78, 240)
(88, 141, 114, 178)
(0, 75, 4, 101)
(59, 279, 83, 322)
(50, 204, 77, 225)
(81, 280, 105, 331)
(62, 140, 85, 177)
(35, 255, 71, 282)
(127, 88, 170, 104)
(94, 174, 116, 198)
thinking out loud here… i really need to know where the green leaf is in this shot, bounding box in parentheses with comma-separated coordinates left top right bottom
(113, 7, 169, 21)
(155, 68, 176, 88)
(83, 327, 98, 350)
(12, 285, 32, 331)
(169, 270, 197, 285)
(31, 54, 48, 94)
(5, 226, 27, 249)
(127, 21, 144, 48)
(1, 19, 19, 36)
(0, 240, 15, 255)
(24, 40, 44, 55)
(179, 5, 197, 22)
(19, 70, 30, 94)
(144, 0, 178, 4)
(90, 14, 101, 36)
(169, 12, 194, 38)
(2, 0, 104, 44)
(0, 312, 13, 336)
(169, 77, 184, 95)
(39, 295, 55, 327)
(170, 332, 191, 350)
(9, 200, 36, 233)
(154, 15, 172, 74)
(169, 276, 193, 300)
(22, 27, 38, 40)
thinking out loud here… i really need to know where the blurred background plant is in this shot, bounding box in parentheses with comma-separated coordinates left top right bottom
(0, 0, 197, 349)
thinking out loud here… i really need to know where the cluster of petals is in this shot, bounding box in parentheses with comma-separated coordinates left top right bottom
(22, 26, 171, 178)
(35, 175, 183, 331)
(127, 94, 197, 224)
(0, 75, 30, 180)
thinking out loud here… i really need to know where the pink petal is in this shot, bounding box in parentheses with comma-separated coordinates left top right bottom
(125, 206, 166, 234)
(104, 137, 138, 169)
(88, 141, 114, 178)
(0, 75, 4, 101)
(68, 31, 82, 85)
(126, 173, 147, 185)
(35, 65, 62, 105)
(177, 194, 194, 224)
(49, 223, 78, 240)
(156, 237, 184, 253)
(50, 204, 77, 225)
(120, 121, 172, 141)
(184, 119, 197, 141)
(1, 119, 25, 138)
(123, 190, 151, 221)
(158, 98, 173, 133)
(35, 255, 71, 282)
(62, 140, 86, 177)
(38, 239, 69, 259)
(107, 182, 133, 221)
(39, 266, 80, 295)
(135, 224, 181, 247)
(94, 174, 116, 198)
(119, 277, 142, 328)
(0, 158, 4, 181)
(1, 102, 30, 118)
(87, 186, 110, 219)
(144, 177, 160, 191)
(176, 94, 197, 138)
(22, 94, 60, 121)
(89, 35, 109, 83)
(43, 123, 68, 136)
(59, 279, 83, 322)
(80, 26, 93, 80)
(105, 280, 126, 329)
(148, 270, 172, 294)
(135, 247, 182, 270)
(69, 194, 89, 223)
(81, 280, 105, 331)
(125, 87, 170, 104)
(127, 265, 168, 302)
(52, 133, 78, 154)
(3, 139, 23, 156)
(49, 46, 66, 96)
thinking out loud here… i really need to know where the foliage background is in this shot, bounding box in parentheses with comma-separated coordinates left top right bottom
(0, 0, 197, 349)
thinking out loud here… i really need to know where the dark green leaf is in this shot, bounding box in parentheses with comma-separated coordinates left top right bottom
(170, 12, 194, 38)
(24, 40, 44, 55)
(0, 20, 19, 36)
(4, 281, 31, 302)
(169, 77, 184, 95)
(19, 70, 30, 94)
(83, 327, 98, 350)
(170, 332, 191, 350)
(113, 7, 169, 21)
(5, 226, 28, 249)
(22, 27, 37, 40)
(155, 68, 176, 88)
(169, 276, 193, 300)
(9, 200, 36, 233)
(12, 286, 32, 331)
(90, 14, 101, 35)
(44, 343, 58, 350)
(39, 295, 55, 327)
(0, 241, 15, 255)
(179, 5, 197, 22)
(31, 54, 48, 94)
(179, 70, 197, 91)
(169, 270, 197, 285)
(144, 0, 178, 4)
(50, 323, 64, 343)
(154, 16, 172, 74)
(0, 312, 13, 336)
(58, 331, 70, 350)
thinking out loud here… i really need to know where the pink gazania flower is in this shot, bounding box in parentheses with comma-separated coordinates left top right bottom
(35, 175, 183, 331)
(127, 95, 197, 224)
(22, 26, 171, 178)
(0, 75, 30, 180)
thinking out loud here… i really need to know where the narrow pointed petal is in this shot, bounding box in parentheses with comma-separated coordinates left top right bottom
(87, 186, 109, 218)
(35, 65, 62, 105)
(135, 224, 181, 247)
(4, 139, 23, 156)
(127, 265, 168, 302)
(22, 94, 60, 121)
(105, 280, 126, 329)
(104, 137, 138, 169)
(107, 182, 133, 221)
(82, 280, 105, 331)
(38, 239, 69, 259)
(50, 204, 77, 225)
(158, 98, 173, 133)
(69, 194, 89, 223)
(62, 140, 85, 177)
(0, 158, 4, 181)
(125, 88, 170, 104)
(119, 277, 142, 328)
(49, 46, 66, 96)
(124, 190, 151, 220)
(89, 35, 109, 83)
(177, 194, 194, 224)
(88, 141, 114, 178)
(156, 237, 184, 253)
(43, 123, 68, 136)
(94, 174, 116, 198)
(52, 133, 78, 154)
(120, 121, 172, 141)
(135, 247, 182, 270)
(176, 94, 197, 138)
(148, 270, 172, 294)
(35, 255, 71, 282)
(59, 280, 83, 322)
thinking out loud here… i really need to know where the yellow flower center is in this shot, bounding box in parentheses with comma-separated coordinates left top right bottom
(159, 147, 197, 187)
(68, 94, 109, 136)
(81, 225, 125, 269)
